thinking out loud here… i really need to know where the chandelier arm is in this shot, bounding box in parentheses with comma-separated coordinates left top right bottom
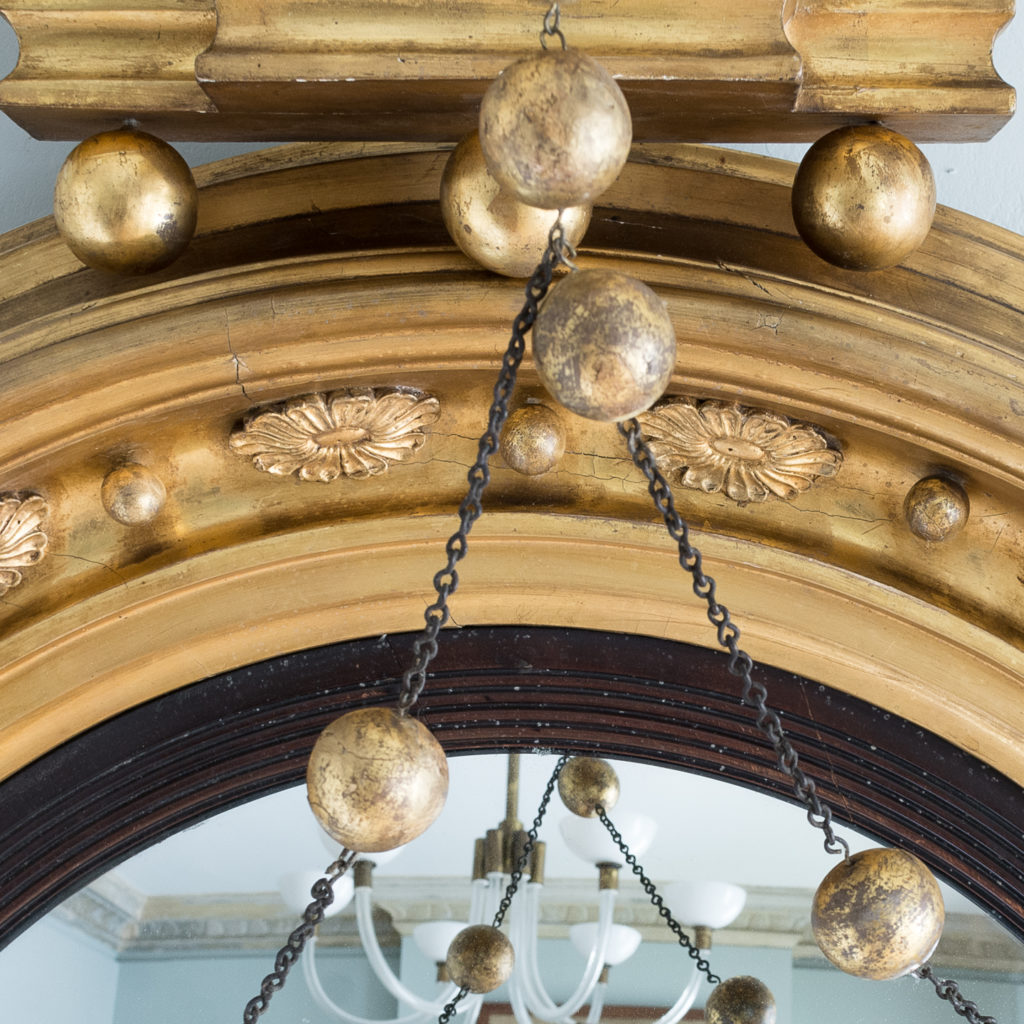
(397, 222, 573, 714)
(241, 850, 358, 1022)
(650, 962, 702, 1024)
(302, 936, 438, 1024)
(515, 884, 561, 1014)
(354, 888, 463, 1014)
(540, 889, 618, 1020)
(584, 980, 608, 1024)
(617, 418, 851, 861)
(913, 964, 1000, 1024)
(595, 807, 720, 985)
(508, 953, 572, 1024)
(469, 877, 490, 924)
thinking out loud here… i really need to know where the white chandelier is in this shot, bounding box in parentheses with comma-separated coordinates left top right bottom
(279, 754, 747, 1024)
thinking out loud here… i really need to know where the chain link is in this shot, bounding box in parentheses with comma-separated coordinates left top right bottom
(914, 965, 999, 1024)
(242, 850, 358, 1022)
(618, 418, 850, 860)
(596, 806, 721, 984)
(397, 222, 574, 713)
(540, 3, 568, 49)
(432, 755, 568, 1024)
(492, 754, 569, 928)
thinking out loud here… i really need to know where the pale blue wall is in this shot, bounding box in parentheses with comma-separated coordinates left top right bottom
(112, 946, 401, 1024)
(792, 966, 1024, 1024)
(0, 915, 118, 1024)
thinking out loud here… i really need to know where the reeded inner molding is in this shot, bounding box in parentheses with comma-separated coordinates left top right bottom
(230, 388, 442, 482)
(0, 494, 48, 597)
(638, 399, 842, 503)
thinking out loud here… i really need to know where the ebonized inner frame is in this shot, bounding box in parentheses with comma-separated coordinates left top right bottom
(2, 626, 1021, 950)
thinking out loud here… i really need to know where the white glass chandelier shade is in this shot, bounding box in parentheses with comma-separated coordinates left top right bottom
(413, 921, 470, 963)
(569, 922, 642, 966)
(279, 870, 355, 917)
(661, 880, 746, 929)
(558, 811, 657, 865)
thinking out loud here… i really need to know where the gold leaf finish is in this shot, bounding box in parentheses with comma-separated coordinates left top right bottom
(638, 400, 842, 503)
(0, 495, 48, 597)
(230, 388, 441, 482)
(812, 847, 944, 979)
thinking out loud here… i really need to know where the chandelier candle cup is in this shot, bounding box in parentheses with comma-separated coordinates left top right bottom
(812, 847, 945, 979)
(791, 124, 936, 271)
(558, 756, 620, 817)
(53, 128, 198, 275)
(479, 47, 632, 209)
(441, 132, 591, 278)
(446, 924, 516, 993)
(306, 707, 449, 852)
(533, 269, 676, 422)
(705, 976, 777, 1024)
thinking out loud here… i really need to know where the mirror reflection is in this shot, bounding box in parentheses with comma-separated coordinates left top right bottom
(3, 754, 1022, 1023)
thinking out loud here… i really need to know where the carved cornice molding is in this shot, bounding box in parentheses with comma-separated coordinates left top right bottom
(0, 0, 1013, 142)
(54, 874, 1024, 976)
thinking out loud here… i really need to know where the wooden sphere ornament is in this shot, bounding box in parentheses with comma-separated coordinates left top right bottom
(306, 707, 449, 853)
(812, 847, 944, 979)
(533, 269, 676, 422)
(791, 124, 936, 271)
(441, 132, 591, 278)
(101, 463, 166, 525)
(904, 476, 969, 542)
(558, 756, 619, 817)
(705, 976, 777, 1024)
(53, 127, 198, 275)
(445, 925, 515, 993)
(499, 404, 566, 475)
(479, 48, 632, 209)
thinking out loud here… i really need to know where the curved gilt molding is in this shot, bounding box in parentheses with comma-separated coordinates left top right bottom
(638, 399, 841, 503)
(230, 388, 441, 482)
(0, 145, 1021, 792)
(0, 495, 48, 597)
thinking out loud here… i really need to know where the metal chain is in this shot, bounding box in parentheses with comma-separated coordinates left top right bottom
(493, 753, 569, 928)
(540, 3, 568, 49)
(618, 418, 850, 860)
(914, 965, 999, 1024)
(242, 850, 358, 1023)
(397, 221, 574, 713)
(433, 755, 568, 1024)
(596, 806, 721, 984)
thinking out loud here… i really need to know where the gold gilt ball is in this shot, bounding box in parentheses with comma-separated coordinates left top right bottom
(558, 757, 620, 817)
(441, 132, 591, 278)
(904, 476, 970, 542)
(53, 128, 198, 275)
(705, 976, 777, 1024)
(499, 404, 566, 475)
(791, 124, 936, 271)
(307, 707, 449, 853)
(445, 925, 515, 993)
(533, 269, 676, 422)
(100, 463, 167, 525)
(479, 47, 632, 209)
(812, 847, 944, 979)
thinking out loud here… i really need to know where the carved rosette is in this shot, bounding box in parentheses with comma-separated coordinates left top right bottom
(230, 387, 441, 482)
(0, 494, 49, 596)
(638, 399, 842, 503)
